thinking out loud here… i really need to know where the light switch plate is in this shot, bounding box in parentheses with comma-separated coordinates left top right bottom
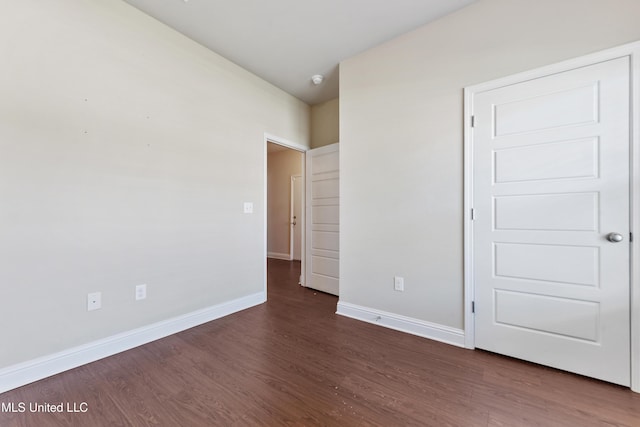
(135, 284, 147, 301)
(87, 292, 102, 311)
(243, 202, 253, 214)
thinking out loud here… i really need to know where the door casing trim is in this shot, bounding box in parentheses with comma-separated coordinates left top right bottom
(463, 40, 640, 392)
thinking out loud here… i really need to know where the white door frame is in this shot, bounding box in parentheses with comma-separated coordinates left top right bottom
(290, 175, 303, 261)
(463, 40, 640, 392)
(264, 133, 307, 293)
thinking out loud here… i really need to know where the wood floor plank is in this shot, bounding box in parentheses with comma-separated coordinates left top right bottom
(1, 259, 639, 426)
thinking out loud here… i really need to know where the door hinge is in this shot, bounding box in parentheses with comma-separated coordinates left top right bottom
(471, 115, 476, 128)
(631, 232, 634, 242)
(470, 208, 476, 221)
(471, 301, 475, 313)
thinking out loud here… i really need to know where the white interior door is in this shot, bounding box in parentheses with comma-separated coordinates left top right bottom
(291, 175, 303, 261)
(471, 57, 631, 385)
(305, 143, 339, 295)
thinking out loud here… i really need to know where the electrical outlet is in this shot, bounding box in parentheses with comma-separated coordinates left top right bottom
(394, 277, 404, 292)
(135, 284, 147, 301)
(87, 292, 102, 311)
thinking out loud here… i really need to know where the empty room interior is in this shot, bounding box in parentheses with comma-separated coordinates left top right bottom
(2, 0, 640, 425)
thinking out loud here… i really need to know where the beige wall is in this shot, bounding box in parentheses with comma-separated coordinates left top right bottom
(267, 148, 303, 257)
(340, 0, 640, 329)
(0, 0, 309, 368)
(310, 98, 339, 148)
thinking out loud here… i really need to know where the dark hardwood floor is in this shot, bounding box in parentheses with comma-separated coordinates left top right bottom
(1, 258, 639, 426)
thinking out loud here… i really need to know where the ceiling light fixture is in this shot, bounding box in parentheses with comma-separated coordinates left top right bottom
(311, 74, 324, 85)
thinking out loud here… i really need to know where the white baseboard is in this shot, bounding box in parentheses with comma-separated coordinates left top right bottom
(336, 301, 465, 348)
(267, 252, 292, 260)
(0, 292, 266, 394)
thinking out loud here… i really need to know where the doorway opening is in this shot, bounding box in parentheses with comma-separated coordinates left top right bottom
(265, 136, 306, 293)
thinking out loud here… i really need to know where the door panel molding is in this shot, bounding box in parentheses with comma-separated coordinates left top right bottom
(464, 40, 640, 392)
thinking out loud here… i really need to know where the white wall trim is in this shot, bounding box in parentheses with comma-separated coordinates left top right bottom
(336, 301, 465, 348)
(264, 133, 308, 152)
(267, 252, 292, 261)
(463, 86, 475, 350)
(464, 39, 640, 392)
(630, 41, 640, 394)
(0, 292, 265, 394)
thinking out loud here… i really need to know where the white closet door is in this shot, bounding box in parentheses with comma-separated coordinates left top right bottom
(472, 57, 630, 386)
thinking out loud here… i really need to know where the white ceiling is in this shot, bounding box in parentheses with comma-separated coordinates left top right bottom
(124, 0, 477, 105)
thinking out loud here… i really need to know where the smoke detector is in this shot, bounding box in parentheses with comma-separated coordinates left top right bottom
(311, 74, 324, 85)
